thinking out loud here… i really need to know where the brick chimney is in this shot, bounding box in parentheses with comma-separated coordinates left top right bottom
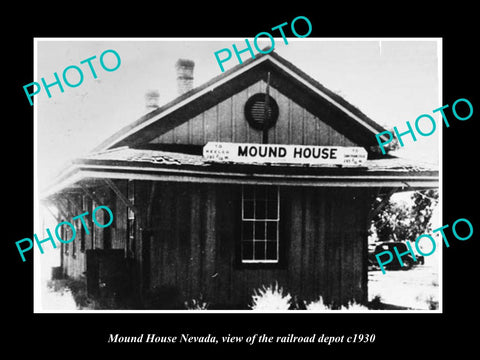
(145, 89, 160, 112)
(175, 59, 195, 95)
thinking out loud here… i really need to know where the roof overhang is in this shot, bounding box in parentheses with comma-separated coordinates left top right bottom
(41, 148, 439, 199)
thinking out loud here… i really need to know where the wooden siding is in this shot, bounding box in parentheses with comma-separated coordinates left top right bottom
(140, 181, 371, 308)
(111, 181, 127, 250)
(149, 80, 357, 147)
(61, 184, 120, 279)
(60, 193, 87, 279)
(60, 179, 371, 308)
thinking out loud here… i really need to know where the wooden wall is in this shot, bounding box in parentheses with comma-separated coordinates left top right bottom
(60, 179, 372, 308)
(60, 184, 119, 279)
(60, 193, 87, 279)
(137, 181, 371, 309)
(149, 80, 357, 147)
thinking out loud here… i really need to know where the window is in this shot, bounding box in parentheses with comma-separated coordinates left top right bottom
(241, 185, 280, 263)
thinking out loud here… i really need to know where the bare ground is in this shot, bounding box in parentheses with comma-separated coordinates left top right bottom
(368, 264, 440, 310)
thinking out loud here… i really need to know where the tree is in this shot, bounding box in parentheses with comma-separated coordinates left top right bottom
(410, 189, 439, 238)
(370, 189, 439, 244)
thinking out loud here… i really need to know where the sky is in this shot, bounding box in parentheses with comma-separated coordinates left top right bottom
(35, 38, 441, 191)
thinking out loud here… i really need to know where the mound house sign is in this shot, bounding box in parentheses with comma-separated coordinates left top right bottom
(41, 52, 438, 310)
(203, 142, 368, 166)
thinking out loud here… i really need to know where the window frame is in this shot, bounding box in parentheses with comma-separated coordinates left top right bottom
(240, 185, 281, 265)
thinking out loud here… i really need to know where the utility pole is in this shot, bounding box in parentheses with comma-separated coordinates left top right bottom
(262, 72, 271, 144)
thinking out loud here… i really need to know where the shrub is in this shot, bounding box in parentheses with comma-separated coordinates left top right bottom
(414, 294, 438, 310)
(250, 282, 292, 310)
(47, 279, 68, 294)
(185, 295, 209, 310)
(304, 296, 330, 311)
(368, 295, 383, 310)
(62, 277, 91, 309)
(340, 301, 369, 311)
(305, 297, 370, 311)
(425, 295, 439, 310)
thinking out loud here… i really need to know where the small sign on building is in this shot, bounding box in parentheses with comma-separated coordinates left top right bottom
(203, 142, 367, 166)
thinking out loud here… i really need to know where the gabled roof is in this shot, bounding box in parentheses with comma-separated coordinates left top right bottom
(41, 52, 438, 199)
(93, 51, 388, 153)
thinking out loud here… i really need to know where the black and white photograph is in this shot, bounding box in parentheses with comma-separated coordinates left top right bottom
(33, 38, 441, 312)
(6, 9, 478, 355)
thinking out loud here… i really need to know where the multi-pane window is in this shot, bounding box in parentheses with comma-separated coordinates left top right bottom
(241, 185, 280, 263)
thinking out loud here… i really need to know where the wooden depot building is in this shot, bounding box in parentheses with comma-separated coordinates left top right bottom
(42, 51, 439, 309)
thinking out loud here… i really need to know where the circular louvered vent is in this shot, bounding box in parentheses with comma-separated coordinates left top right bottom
(244, 93, 279, 130)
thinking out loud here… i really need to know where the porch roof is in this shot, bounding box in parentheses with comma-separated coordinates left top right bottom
(41, 147, 439, 198)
